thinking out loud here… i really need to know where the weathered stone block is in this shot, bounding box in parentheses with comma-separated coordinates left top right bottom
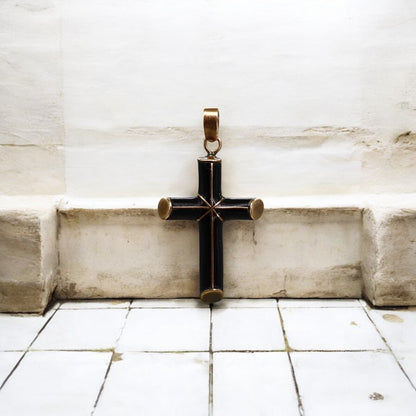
(0, 198, 58, 313)
(362, 207, 416, 306)
(57, 204, 200, 299)
(57, 199, 362, 300)
(224, 207, 362, 298)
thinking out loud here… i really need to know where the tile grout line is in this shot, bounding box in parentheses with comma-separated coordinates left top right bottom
(90, 353, 114, 416)
(208, 304, 214, 416)
(5, 348, 389, 353)
(279, 306, 362, 309)
(0, 306, 60, 391)
(114, 300, 133, 351)
(277, 303, 305, 416)
(360, 303, 416, 392)
(286, 351, 305, 416)
(59, 307, 131, 311)
(91, 300, 133, 415)
(208, 305, 214, 416)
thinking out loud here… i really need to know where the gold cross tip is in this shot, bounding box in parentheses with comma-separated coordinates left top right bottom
(158, 197, 172, 220)
(200, 288, 223, 303)
(249, 198, 264, 220)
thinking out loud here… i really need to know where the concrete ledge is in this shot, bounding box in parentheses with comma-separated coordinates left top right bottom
(0, 197, 59, 313)
(57, 197, 362, 300)
(3, 194, 416, 311)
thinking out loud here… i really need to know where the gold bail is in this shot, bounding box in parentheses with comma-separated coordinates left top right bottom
(203, 108, 219, 142)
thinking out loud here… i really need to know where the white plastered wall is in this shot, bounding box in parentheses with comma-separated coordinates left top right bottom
(0, 0, 64, 195)
(62, 0, 416, 198)
(1, 0, 416, 197)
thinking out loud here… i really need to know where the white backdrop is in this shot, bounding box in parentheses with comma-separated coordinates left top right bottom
(1, 0, 415, 196)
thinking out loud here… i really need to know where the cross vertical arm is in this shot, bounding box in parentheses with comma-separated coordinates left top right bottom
(197, 156, 222, 205)
(198, 214, 223, 302)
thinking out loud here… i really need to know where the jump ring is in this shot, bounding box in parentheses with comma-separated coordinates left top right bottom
(204, 137, 222, 156)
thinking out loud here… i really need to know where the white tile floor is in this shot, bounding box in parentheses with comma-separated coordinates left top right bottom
(0, 298, 416, 415)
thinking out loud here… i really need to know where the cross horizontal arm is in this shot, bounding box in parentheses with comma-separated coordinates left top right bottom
(158, 197, 206, 221)
(218, 198, 264, 221)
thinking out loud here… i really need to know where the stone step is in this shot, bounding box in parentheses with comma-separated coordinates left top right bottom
(0, 197, 59, 313)
(2, 195, 416, 313)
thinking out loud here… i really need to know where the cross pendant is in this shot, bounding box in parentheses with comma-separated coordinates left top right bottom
(158, 109, 263, 303)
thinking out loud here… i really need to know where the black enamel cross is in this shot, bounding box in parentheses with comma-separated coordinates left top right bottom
(158, 109, 263, 303)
